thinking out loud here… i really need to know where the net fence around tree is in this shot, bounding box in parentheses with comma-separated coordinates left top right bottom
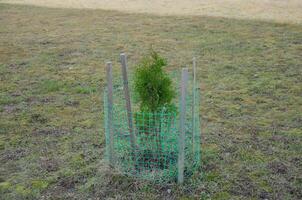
(104, 67, 201, 183)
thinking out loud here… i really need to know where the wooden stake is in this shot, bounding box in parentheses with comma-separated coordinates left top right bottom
(120, 53, 136, 160)
(192, 57, 196, 158)
(106, 62, 114, 166)
(178, 68, 188, 184)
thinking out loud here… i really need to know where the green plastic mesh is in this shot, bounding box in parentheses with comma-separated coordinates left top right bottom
(104, 69, 201, 182)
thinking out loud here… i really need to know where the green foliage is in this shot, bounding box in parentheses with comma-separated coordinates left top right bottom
(134, 51, 175, 112)
(132, 52, 178, 174)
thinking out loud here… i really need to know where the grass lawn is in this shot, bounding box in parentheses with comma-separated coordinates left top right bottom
(0, 3, 301, 200)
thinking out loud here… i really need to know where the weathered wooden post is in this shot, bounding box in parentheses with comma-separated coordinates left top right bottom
(192, 57, 196, 157)
(106, 62, 114, 166)
(120, 53, 137, 166)
(178, 68, 188, 184)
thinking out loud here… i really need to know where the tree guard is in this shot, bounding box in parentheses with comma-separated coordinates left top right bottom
(104, 54, 201, 183)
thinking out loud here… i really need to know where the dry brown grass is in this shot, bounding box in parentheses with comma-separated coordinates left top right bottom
(2, 0, 302, 24)
(1, 3, 301, 199)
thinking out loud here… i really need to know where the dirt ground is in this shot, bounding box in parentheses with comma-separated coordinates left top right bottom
(2, 0, 302, 24)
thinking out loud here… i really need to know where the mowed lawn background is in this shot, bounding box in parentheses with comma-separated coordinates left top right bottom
(0, 3, 301, 199)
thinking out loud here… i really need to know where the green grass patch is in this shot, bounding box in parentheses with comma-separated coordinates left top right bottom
(39, 80, 64, 94)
